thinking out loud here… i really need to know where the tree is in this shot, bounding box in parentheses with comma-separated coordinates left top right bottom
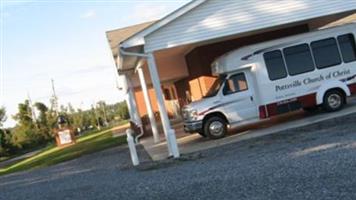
(2, 99, 131, 156)
(116, 101, 129, 120)
(47, 94, 59, 131)
(67, 103, 75, 114)
(11, 101, 40, 148)
(97, 101, 108, 125)
(81, 109, 92, 129)
(90, 106, 100, 129)
(0, 107, 8, 156)
(66, 103, 76, 127)
(35, 102, 48, 126)
(71, 110, 80, 129)
(13, 100, 33, 127)
(0, 107, 6, 128)
(34, 102, 51, 140)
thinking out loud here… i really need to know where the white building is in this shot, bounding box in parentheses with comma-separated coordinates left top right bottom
(107, 0, 356, 157)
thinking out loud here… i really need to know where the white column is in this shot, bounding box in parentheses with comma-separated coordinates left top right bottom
(126, 129, 139, 166)
(122, 75, 142, 128)
(137, 64, 160, 143)
(146, 53, 180, 158)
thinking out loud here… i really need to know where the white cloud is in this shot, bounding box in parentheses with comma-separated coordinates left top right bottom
(80, 10, 96, 19)
(130, 4, 171, 22)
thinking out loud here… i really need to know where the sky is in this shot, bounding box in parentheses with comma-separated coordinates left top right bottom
(0, 0, 190, 127)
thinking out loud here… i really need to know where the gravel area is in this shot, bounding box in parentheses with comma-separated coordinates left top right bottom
(1, 113, 356, 200)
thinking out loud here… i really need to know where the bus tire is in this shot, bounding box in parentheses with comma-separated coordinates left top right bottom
(203, 116, 227, 139)
(322, 89, 345, 112)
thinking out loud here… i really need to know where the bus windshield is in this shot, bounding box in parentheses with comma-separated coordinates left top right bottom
(203, 75, 226, 98)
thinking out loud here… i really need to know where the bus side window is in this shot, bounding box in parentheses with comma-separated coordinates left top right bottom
(337, 34, 356, 63)
(263, 50, 287, 81)
(283, 43, 315, 76)
(311, 38, 341, 69)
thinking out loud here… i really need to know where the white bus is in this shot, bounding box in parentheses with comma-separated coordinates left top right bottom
(182, 23, 356, 139)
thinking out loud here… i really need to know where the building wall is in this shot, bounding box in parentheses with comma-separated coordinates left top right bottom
(188, 76, 217, 101)
(174, 24, 310, 105)
(130, 54, 189, 88)
(134, 87, 157, 117)
(133, 83, 180, 135)
(134, 84, 179, 118)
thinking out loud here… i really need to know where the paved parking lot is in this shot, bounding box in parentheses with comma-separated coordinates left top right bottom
(142, 97, 356, 160)
(1, 111, 356, 200)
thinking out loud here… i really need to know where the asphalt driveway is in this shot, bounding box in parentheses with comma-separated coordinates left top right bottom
(1, 113, 356, 200)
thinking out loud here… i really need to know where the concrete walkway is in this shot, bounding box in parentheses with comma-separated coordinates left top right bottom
(141, 97, 356, 160)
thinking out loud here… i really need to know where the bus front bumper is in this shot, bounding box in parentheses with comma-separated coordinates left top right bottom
(183, 120, 203, 133)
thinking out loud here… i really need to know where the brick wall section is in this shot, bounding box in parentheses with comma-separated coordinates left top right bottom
(189, 76, 217, 101)
(134, 85, 177, 117)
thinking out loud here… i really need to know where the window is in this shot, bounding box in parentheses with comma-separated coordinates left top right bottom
(223, 73, 248, 95)
(311, 38, 341, 69)
(283, 44, 315, 76)
(337, 34, 356, 63)
(263, 50, 287, 81)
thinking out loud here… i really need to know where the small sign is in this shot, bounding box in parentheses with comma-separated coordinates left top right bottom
(58, 129, 73, 145)
(55, 128, 76, 147)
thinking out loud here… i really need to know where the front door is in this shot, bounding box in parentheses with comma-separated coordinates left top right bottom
(222, 71, 258, 123)
(163, 84, 181, 119)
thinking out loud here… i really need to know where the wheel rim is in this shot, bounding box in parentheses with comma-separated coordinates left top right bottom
(327, 94, 342, 109)
(209, 121, 224, 136)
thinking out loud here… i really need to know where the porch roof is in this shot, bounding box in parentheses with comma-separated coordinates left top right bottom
(143, 0, 356, 53)
(115, 0, 356, 73)
(105, 21, 155, 66)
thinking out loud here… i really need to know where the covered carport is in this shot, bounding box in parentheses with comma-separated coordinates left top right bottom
(113, 0, 356, 159)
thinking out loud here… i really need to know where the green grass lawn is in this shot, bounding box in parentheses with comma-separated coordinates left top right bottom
(0, 128, 127, 176)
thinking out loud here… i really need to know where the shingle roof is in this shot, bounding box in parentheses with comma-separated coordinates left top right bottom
(106, 21, 156, 61)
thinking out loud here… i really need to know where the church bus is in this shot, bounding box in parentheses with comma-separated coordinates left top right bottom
(182, 23, 356, 139)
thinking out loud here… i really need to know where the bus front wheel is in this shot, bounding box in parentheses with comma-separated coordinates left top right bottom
(203, 116, 227, 139)
(322, 90, 345, 112)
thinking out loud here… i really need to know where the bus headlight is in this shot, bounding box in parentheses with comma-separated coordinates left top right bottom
(189, 109, 198, 121)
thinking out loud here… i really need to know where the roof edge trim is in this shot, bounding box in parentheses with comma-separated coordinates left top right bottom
(121, 0, 206, 49)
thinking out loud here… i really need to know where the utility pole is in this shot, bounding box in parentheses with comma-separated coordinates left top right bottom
(102, 104, 108, 126)
(27, 92, 38, 128)
(98, 102, 108, 126)
(92, 103, 101, 130)
(51, 79, 59, 116)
